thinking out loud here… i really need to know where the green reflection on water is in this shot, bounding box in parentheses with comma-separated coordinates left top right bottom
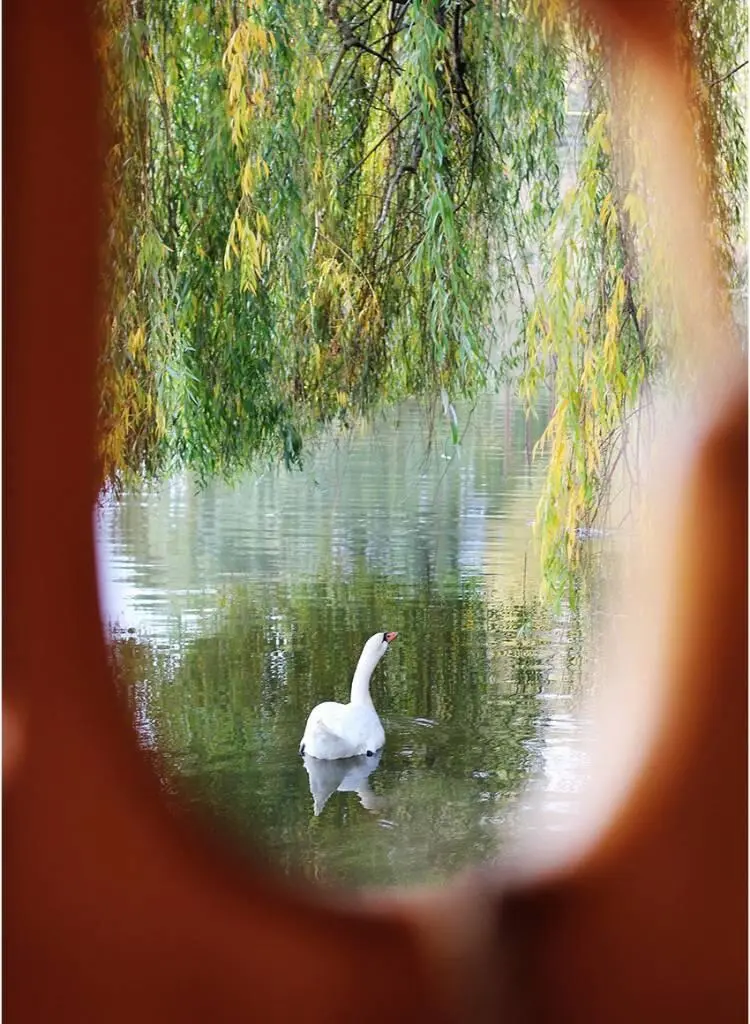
(103, 393, 584, 888)
(112, 575, 566, 887)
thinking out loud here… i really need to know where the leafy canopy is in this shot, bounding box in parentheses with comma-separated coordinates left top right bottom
(98, 0, 746, 599)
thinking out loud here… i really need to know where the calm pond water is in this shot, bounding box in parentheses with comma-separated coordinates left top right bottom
(97, 392, 592, 888)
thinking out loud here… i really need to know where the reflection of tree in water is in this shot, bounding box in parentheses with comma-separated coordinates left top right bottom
(109, 569, 575, 888)
(100, 393, 548, 615)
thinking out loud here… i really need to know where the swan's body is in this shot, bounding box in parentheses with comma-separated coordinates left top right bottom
(300, 702, 385, 760)
(299, 631, 397, 760)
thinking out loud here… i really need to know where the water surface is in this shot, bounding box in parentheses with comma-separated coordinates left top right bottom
(98, 393, 591, 888)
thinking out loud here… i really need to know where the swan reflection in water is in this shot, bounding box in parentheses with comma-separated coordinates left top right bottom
(302, 750, 385, 816)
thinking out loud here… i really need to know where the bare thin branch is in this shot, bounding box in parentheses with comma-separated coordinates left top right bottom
(708, 59, 748, 89)
(342, 104, 417, 184)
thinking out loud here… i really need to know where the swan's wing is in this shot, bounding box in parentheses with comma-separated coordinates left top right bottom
(300, 702, 358, 760)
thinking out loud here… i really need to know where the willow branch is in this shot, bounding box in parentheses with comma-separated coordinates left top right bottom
(708, 59, 748, 89)
(374, 134, 423, 232)
(342, 104, 417, 183)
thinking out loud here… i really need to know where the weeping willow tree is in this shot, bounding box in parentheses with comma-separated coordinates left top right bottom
(99, 0, 565, 481)
(519, 0, 747, 599)
(98, 0, 746, 597)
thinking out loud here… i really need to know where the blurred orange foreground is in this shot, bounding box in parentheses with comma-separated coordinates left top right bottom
(4, 0, 746, 1021)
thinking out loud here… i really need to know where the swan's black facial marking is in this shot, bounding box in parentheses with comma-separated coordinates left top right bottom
(383, 632, 388, 643)
(299, 743, 305, 755)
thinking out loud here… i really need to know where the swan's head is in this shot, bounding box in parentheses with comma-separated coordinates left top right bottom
(351, 632, 398, 698)
(362, 630, 398, 666)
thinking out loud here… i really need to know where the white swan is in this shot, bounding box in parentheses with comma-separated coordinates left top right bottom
(299, 631, 397, 760)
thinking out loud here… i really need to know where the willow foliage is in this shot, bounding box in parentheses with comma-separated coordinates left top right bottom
(99, 0, 564, 487)
(98, 0, 745, 598)
(520, 2, 746, 601)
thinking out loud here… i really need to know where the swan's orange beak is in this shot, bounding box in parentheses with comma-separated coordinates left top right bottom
(385, 631, 398, 643)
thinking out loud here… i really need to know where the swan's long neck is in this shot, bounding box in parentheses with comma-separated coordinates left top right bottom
(350, 650, 379, 707)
